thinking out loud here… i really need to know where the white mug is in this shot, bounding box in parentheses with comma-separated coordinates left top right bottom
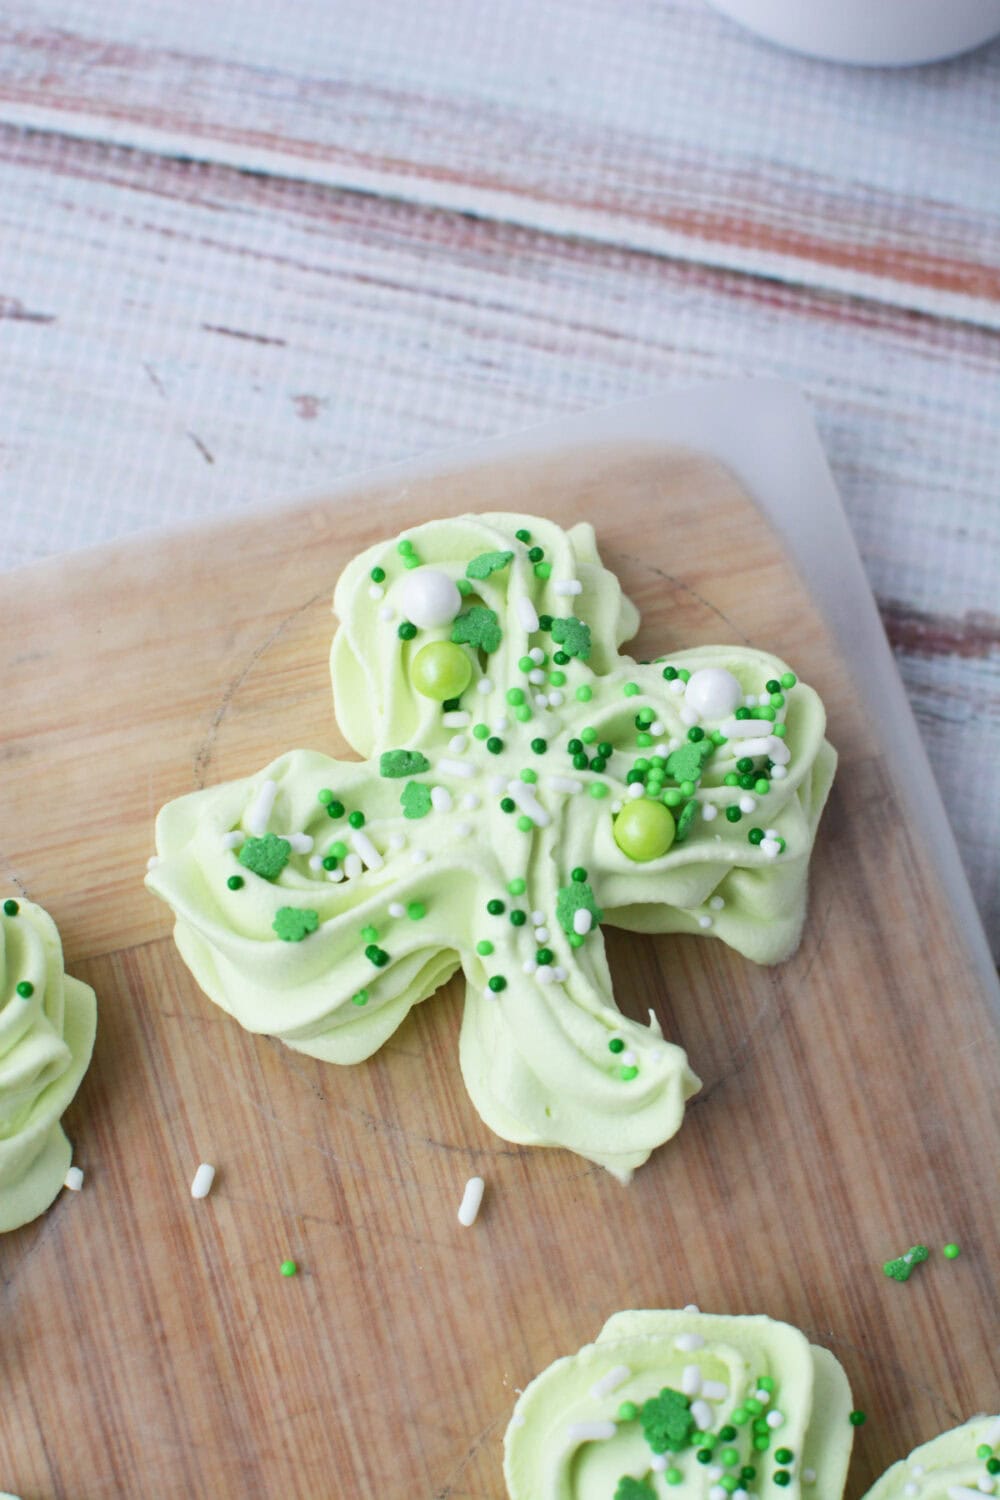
(706, 0, 1000, 64)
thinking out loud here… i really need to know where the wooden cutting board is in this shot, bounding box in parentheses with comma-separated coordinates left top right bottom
(1, 444, 998, 1500)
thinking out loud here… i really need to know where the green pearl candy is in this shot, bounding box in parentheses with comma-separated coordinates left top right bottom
(617, 1401, 638, 1422)
(280, 1259, 298, 1277)
(476, 940, 494, 956)
(410, 641, 472, 701)
(613, 799, 676, 861)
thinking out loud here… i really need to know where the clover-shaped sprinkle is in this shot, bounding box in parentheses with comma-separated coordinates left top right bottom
(239, 833, 291, 881)
(883, 1245, 929, 1282)
(400, 781, 433, 819)
(641, 1387, 695, 1453)
(615, 1479, 656, 1500)
(555, 880, 602, 937)
(380, 749, 430, 778)
(665, 741, 714, 783)
(451, 605, 502, 653)
(273, 907, 318, 942)
(465, 549, 513, 580)
(550, 615, 591, 659)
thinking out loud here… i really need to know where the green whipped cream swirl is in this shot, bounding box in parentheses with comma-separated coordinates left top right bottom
(1, 897, 96, 1232)
(504, 1308, 853, 1500)
(147, 513, 835, 1177)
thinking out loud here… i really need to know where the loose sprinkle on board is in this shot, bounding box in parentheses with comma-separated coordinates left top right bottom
(457, 1175, 486, 1227)
(191, 1163, 216, 1199)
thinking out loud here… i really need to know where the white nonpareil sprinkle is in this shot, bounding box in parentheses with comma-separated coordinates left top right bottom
(627, 782, 646, 800)
(702, 1380, 729, 1402)
(534, 693, 549, 709)
(978, 1481, 996, 1496)
(553, 579, 582, 595)
(494, 716, 509, 733)
(489, 775, 507, 796)
(702, 803, 718, 822)
(529, 647, 545, 665)
(457, 1176, 485, 1227)
(770, 764, 788, 780)
(344, 852, 363, 879)
(708, 1468, 725, 1482)
(388, 902, 406, 919)
(221, 831, 245, 849)
(448, 734, 468, 753)
(531, 910, 545, 925)
(508, 780, 550, 827)
(760, 838, 781, 859)
(698, 915, 713, 929)
(765, 827, 780, 839)
(589, 1364, 631, 1400)
(534, 926, 550, 943)
(476, 677, 493, 695)
(368, 582, 384, 600)
(283, 832, 314, 854)
(739, 795, 757, 814)
(523, 959, 537, 975)
(516, 596, 540, 633)
(548, 690, 564, 707)
(651, 1455, 668, 1473)
(674, 1332, 705, 1351)
(683, 1303, 701, 1314)
(245, 778, 278, 837)
(766, 1410, 784, 1429)
(437, 759, 474, 780)
(537, 966, 555, 985)
(680, 705, 699, 727)
(455, 821, 473, 838)
(753, 1387, 771, 1404)
(610, 800, 623, 814)
(389, 831, 407, 850)
(682, 1364, 702, 1396)
(709, 895, 725, 910)
(650, 720, 664, 736)
(528, 669, 546, 685)
(803, 1471, 817, 1486)
(566, 1421, 616, 1443)
(412, 848, 429, 864)
(708, 1490, 728, 1500)
(378, 603, 394, 622)
(668, 677, 686, 695)
(431, 786, 453, 813)
(190, 1162, 216, 1200)
(327, 867, 345, 883)
(621, 1049, 636, 1066)
(544, 776, 582, 795)
(63, 1166, 84, 1192)
(147, 855, 162, 869)
(350, 830, 383, 871)
(691, 1400, 714, 1431)
(309, 854, 323, 871)
(551, 966, 567, 982)
(442, 710, 471, 728)
(573, 908, 593, 935)
(462, 792, 481, 810)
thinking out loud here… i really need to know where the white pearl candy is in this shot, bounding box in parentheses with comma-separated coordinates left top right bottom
(398, 568, 461, 629)
(684, 667, 743, 720)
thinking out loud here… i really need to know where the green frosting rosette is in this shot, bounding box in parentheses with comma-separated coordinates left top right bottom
(503, 1308, 854, 1500)
(862, 1416, 1000, 1500)
(147, 514, 835, 1178)
(0, 897, 97, 1232)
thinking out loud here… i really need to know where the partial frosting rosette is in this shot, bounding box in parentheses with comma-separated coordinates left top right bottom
(147, 514, 835, 1178)
(862, 1415, 1000, 1500)
(1, 896, 97, 1232)
(503, 1308, 854, 1500)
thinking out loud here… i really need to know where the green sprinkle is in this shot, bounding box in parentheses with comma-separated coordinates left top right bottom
(978, 1446, 993, 1462)
(239, 832, 291, 881)
(741, 1467, 757, 1481)
(514, 705, 532, 722)
(666, 1470, 683, 1485)
(488, 975, 507, 993)
(2, 900, 17, 917)
(641, 1388, 695, 1454)
(365, 944, 390, 967)
(317, 787, 334, 804)
(227, 875, 244, 891)
(16, 980, 33, 998)
(510, 909, 526, 926)
(530, 737, 547, 754)
(473, 722, 489, 739)
(664, 788, 683, 808)
(370, 566, 386, 583)
(535, 947, 553, 965)
(456, 577, 473, 596)
(515, 528, 531, 543)
(725, 806, 742, 823)
(534, 561, 552, 580)
(520, 768, 538, 783)
(407, 902, 426, 921)
(361, 924, 379, 942)
(773, 722, 787, 738)
(466, 549, 513, 580)
(618, 1401, 639, 1422)
(753, 1435, 770, 1452)
(609, 1037, 625, 1054)
(527, 546, 544, 563)
(731, 1409, 749, 1426)
(487, 899, 505, 915)
(348, 810, 365, 829)
(380, 749, 430, 778)
(722, 1448, 740, 1466)
(351, 989, 369, 1006)
(398, 620, 417, 640)
(744, 1399, 762, 1415)
(506, 687, 525, 706)
(550, 616, 591, 659)
(325, 798, 345, 819)
(986, 1459, 1000, 1475)
(590, 782, 607, 798)
(721, 1478, 738, 1494)
(452, 605, 502, 653)
(719, 1427, 737, 1442)
(329, 841, 348, 859)
(757, 1379, 775, 1393)
(568, 932, 584, 948)
(280, 1259, 298, 1277)
(780, 672, 797, 689)
(614, 1479, 656, 1500)
(487, 736, 504, 755)
(507, 877, 526, 896)
(775, 1450, 794, 1465)
(678, 669, 690, 682)
(749, 827, 765, 845)
(849, 1411, 867, 1427)
(943, 1242, 961, 1259)
(620, 1065, 638, 1080)
(516, 815, 532, 831)
(400, 781, 433, 820)
(687, 725, 705, 742)
(697, 1450, 713, 1465)
(576, 685, 592, 702)
(518, 655, 533, 673)
(774, 1472, 791, 1487)
(883, 1245, 929, 1282)
(273, 907, 319, 942)
(549, 670, 566, 687)
(476, 940, 494, 956)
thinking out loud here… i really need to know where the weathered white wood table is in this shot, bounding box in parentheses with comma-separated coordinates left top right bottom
(0, 0, 997, 954)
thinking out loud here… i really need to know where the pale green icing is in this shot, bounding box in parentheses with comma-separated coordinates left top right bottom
(862, 1416, 1000, 1500)
(504, 1308, 853, 1500)
(0, 898, 97, 1232)
(147, 513, 835, 1177)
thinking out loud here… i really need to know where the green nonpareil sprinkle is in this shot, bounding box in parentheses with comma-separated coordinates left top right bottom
(3, 899, 18, 916)
(16, 980, 33, 998)
(280, 1259, 298, 1277)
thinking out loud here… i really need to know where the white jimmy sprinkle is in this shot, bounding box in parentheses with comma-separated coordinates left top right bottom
(455, 821, 472, 838)
(698, 915, 713, 929)
(553, 579, 582, 596)
(770, 764, 788, 780)
(388, 902, 406, 918)
(438, 759, 474, 780)
(534, 926, 550, 943)
(681, 1364, 702, 1396)
(309, 854, 323, 871)
(702, 1380, 729, 1401)
(350, 830, 383, 870)
(442, 710, 471, 729)
(457, 1175, 485, 1227)
(691, 1399, 714, 1431)
(190, 1163, 216, 1199)
(494, 716, 509, 733)
(448, 734, 468, 753)
(462, 792, 481, 810)
(245, 778, 278, 837)
(720, 717, 768, 738)
(344, 852, 363, 879)
(147, 855, 162, 869)
(674, 1332, 705, 1351)
(489, 775, 507, 796)
(509, 780, 550, 827)
(735, 735, 773, 758)
(476, 676, 493, 695)
(528, 669, 546, 685)
(738, 795, 757, 814)
(544, 776, 582, 795)
(767, 737, 791, 765)
(589, 1364, 631, 1400)
(64, 1166, 84, 1192)
(389, 831, 407, 850)
(516, 596, 540, 633)
(548, 690, 564, 707)
(702, 803, 718, 822)
(378, 603, 394, 622)
(573, 908, 593, 935)
(368, 582, 384, 600)
(766, 1410, 784, 1429)
(709, 895, 725, 909)
(431, 786, 453, 813)
(221, 831, 245, 849)
(412, 848, 429, 864)
(282, 832, 314, 853)
(761, 838, 781, 859)
(566, 1421, 616, 1443)
(627, 782, 646, 800)
(529, 647, 545, 665)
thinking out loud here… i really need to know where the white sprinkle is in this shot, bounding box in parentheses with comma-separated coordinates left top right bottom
(389, 832, 407, 850)
(622, 1049, 637, 1066)
(494, 716, 509, 733)
(702, 1380, 730, 1401)
(327, 867, 345, 883)
(455, 821, 472, 838)
(191, 1163, 216, 1199)
(523, 959, 537, 974)
(448, 734, 468, 753)
(913, 1469, 926, 1479)
(753, 1388, 771, 1404)
(282, 832, 314, 853)
(627, 782, 646, 800)
(681, 1365, 702, 1397)
(709, 896, 725, 910)
(720, 718, 768, 739)
(534, 926, 550, 943)
(683, 1303, 701, 1314)
(766, 1410, 784, 1429)
(351, 830, 383, 870)
(651, 1455, 668, 1473)
(739, 795, 757, 813)
(245, 778, 278, 837)
(653, 742, 669, 756)
(698, 915, 713, 929)
(64, 1166, 84, 1192)
(589, 1364, 631, 1400)
(710, 1489, 728, 1500)
(537, 966, 555, 985)
(531, 910, 545, 925)
(516, 596, 540, 633)
(528, 668, 546, 685)
(548, 690, 564, 707)
(978, 1481, 996, 1496)
(767, 736, 791, 765)
(221, 830, 245, 850)
(551, 966, 567, 982)
(680, 705, 699, 726)
(804, 1471, 817, 1487)
(442, 710, 471, 728)
(368, 582, 384, 600)
(476, 677, 493, 696)
(509, 1412, 526, 1428)
(743, 694, 756, 707)
(509, 780, 550, 827)
(431, 786, 453, 813)
(457, 1175, 485, 1226)
(544, 776, 584, 797)
(344, 852, 363, 879)
(462, 792, 480, 810)
(702, 803, 718, 822)
(735, 1491, 750, 1500)
(573, 908, 593, 935)
(770, 764, 788, 780)
(566, 1421, 616, 1443)
(691, 1399, 714, 1431)
(534, 693, 549, 708)
(378, 603, 394, 622)
(553, 579, 582, 596)
(438, 758, 474, 780)
(765, 827, 780, 839)
(529, 647, 545, 665)
(709, 1470, 725, 1484)
(389, 902, 406, 918)
(611, 800, 623, 814)
(489, 775, 507, 796)
(147, 854, 162, 869)
(674, 1332, 705, 1351)
(761, 838, 781, 858)
(669, 677, 686, 695)
(309, 854, 323, 871)
(650, 720, 665, 736)
(733, 735, 773, 758)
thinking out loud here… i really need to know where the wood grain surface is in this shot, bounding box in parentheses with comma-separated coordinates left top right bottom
(1, 446, 997, 1500)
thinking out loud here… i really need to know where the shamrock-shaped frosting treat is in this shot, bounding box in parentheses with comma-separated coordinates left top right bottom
(503, 1308, 854, 1500)
(147, 514, 835, 1178)
(863, 1415, 1000, 1500)
(1, 896, 97, 1232)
